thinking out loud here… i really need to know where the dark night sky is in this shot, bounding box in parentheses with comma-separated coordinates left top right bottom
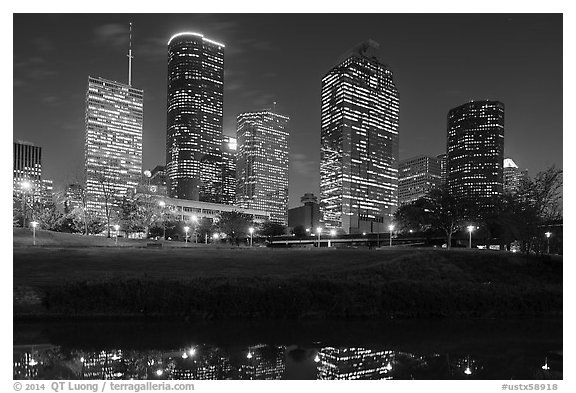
(13, 13, 562, 208)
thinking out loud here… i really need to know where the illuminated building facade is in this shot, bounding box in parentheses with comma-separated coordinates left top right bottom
(240, 345, 285, 380)
(447, 100, 504, 208)
(84, 76, 143, 215)
(437, 153, 447, 185)
(13, 141, 42, 199)
(317, 347, 394, 380)
(398, 155, 442, 205)
(166, 32, 224, 202)
(221, 136, 237, 205)
(236, 111, 290, 225)
(503, 158, 527, 194)
(320, 40, 399, 234)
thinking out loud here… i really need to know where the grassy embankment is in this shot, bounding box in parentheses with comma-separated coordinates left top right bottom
(13, 228, 562, 320)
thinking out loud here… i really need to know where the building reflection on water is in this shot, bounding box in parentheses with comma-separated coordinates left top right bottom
(13, 343, 562, 380)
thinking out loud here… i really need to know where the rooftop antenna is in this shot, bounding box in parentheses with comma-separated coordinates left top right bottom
(127, 22, 133, 86)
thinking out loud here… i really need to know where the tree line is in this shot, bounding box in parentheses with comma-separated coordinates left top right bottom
(393, 166, 562, 253)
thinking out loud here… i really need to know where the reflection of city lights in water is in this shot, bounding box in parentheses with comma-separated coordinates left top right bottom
(314, 354, 320, 363)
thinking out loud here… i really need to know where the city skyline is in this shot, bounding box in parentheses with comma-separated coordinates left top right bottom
(13, 14, 562, 207)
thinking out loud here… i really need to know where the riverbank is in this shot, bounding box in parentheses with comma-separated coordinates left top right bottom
(13, 230, 562, 320)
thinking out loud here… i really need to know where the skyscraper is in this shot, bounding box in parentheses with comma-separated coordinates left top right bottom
(166, 32, 224, 201)
(84, 77, 143, 215)
(503, 157, 527, 194)
(436, 153, 447, 185)
(446, 100, 504, 208)
(398, 155, 442, 205)
(236, 110, 290, 225)
(220, 135, 237, 205)
(320, 40, 399, 234)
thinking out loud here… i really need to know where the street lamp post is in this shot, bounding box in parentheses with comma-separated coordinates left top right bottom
(467, 225, 475, 249)
(316, 227, 322, 248)
(114, 224, 120, 246)
(545, 232, 552, 254)
(158, 201, 166, 240)
(212, 233, 219, 244)
(31, 221, 38, 246)
(329, 229, 336, 247)
(184, 226, 189, 246)
(249, 227, 254, 247)
(388, 225, 394, 247)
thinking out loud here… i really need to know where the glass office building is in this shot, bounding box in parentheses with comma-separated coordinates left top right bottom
(320, 40, 399, 234)
(446, 100, 504, 208)
(84, 76, 143, 215)
(166, 32, 224, 202)
(398, 155, 442, 205)
(236, 111, 290, 225)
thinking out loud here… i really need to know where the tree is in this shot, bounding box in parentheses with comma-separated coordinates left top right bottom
(34, 201, 64, 231)
(217, 211, 253, 246)
(394, 185, 469, 249)
(259, 220, 286, 240)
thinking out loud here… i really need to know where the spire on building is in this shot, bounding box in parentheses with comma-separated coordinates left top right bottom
(127, 22, 133, 86)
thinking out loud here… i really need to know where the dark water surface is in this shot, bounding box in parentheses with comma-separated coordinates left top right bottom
(13, 318, 562, 380)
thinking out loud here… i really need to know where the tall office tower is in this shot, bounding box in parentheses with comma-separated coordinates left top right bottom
(221, 136, 237, 205)
(236, 110, 290, 224)
(13, 141, 42, 198)
(398, 155, 442, 205)
(166, 32, 225, 201)
(320, 40, 399, 234)
(436, 153, 447, 185)
(447, 100, 504, 209)
(84, 77, 143, 215)
(503, 157, 527, 194)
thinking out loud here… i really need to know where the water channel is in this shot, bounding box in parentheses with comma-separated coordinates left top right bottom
(13, 318, 562, 380)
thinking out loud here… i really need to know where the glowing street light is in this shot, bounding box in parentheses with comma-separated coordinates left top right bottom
(184, 226, 190, 245)
(155, 369, 163, 376)
(545, 232, 552, 254)
(329, 229, 336, 247)
(212, 233, 219, 243)
(316, 227, 322, 247)
(389, 225, 394, 247)
(113, 224, 120, 245)
(542, 357, 550, 371)
(249, 227, 254, 247)
(467, 225, 475, 249)
(314, 354, 320, 363)
(31, 221, 38, 246)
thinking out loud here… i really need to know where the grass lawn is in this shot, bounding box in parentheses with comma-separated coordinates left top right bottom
(13, 229, 563, 320)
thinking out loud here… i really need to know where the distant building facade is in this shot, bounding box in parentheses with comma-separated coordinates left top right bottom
(236, 110, 290, 225)
(447, 100, 504, 209)
(149, 165, 168, 187)
(288, 193, 322, 230)
(398, 155, 442, 205)
(319, 40, 399, 234)
(166, 32, 225, 201)
(220, 135, 237, 205)
(503, 157, 528, 194)
(84, 76, 143, 216)
(13, 141, 42, 199)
